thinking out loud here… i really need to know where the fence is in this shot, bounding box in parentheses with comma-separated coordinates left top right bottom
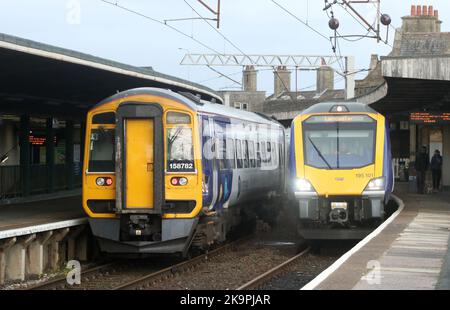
(0, 164, 82, 199)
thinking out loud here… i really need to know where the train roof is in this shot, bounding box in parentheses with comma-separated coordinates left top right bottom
(301, 101, 378, 115)
(94, 87, 283, 128)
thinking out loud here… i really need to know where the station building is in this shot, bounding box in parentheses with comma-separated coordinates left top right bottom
(356, 5, 450, 189)
(220, 64, 346, 128)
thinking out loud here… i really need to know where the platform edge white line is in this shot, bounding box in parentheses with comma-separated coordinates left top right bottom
(0, 218, 88, 239)
(300, 194, 405, 290)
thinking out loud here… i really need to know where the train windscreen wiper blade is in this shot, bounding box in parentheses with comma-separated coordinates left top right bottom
(307, 136, 332, 169)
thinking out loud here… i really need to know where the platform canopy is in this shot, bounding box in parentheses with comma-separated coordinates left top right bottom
(357, 31, 450, 115)
(369, 76, 450, 114)
(0, 33, 222, 118)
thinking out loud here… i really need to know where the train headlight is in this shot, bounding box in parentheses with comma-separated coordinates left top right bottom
(365, 177, 385, 191)
(96, 177, 106, 186)
(96, 177, 113, 187)
(295, 178, 314, 192)
(171, 177, 188, 186)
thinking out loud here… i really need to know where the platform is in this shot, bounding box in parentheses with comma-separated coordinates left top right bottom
(303, 191, 450, 290)
(0, 193, 90, 284)
(0, 193, 85, 234)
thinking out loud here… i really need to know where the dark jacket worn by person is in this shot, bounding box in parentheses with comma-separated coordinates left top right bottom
(415, 152, 429, 171)
(431, 154, 443, 171)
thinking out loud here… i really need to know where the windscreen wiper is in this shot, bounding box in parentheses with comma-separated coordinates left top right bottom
(169, 127, 183, 145)
(307, 136, 332, 169)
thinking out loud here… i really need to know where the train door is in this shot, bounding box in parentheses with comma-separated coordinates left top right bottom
(125, 119, 154, 208)
(201, 116, 218, 210)
(214, 118, 233, 209)
(116, 103, 164, 213)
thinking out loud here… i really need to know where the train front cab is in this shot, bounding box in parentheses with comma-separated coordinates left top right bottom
(291, 103, 393, 239)
(82, 91, 203, 254)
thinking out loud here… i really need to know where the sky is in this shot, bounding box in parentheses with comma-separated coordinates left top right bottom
(0, 0, 449, 95)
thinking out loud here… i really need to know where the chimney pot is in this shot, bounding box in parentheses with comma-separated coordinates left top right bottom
(422, 5, 428, 16)
(417, 5, 422, 16)
(411, 5, 416, 16)
(428, 6, 433, 16)
(434, 10, 439, 19)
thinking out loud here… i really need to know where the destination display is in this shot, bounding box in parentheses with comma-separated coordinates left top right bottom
(410, 112, 450, 124)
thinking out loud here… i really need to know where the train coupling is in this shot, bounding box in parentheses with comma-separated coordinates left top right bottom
(123, 215, 162, 241)
(329, 202, 348, 224)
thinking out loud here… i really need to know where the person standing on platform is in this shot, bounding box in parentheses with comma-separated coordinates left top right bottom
(415, 146, 429, 194)
(431, 149, 443, 192)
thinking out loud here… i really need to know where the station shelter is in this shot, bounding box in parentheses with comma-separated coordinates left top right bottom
(0, 33, 221, 200)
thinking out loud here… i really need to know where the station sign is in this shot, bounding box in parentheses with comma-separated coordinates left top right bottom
(29, 135, 57, 146)
(410, 112, 450, 124)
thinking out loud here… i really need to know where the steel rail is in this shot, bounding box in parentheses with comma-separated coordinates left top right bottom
(113, 238, 247, 290)
(28, 262, 117, 290)
(236, 246, 311, 290)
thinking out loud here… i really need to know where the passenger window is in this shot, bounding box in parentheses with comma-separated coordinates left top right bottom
(266, 142, 272, 163)
(236, 140, 243, 169)
(279, 143, 283, 166)
(256, 142, 261, 168)
(218, 138, 227, 170)
(271, 142, 277, 165)
(249, 141, 256, 168)
(226, 138, 236, 169)
(261, 142, 267, 163)
(243, 140, 249, 168)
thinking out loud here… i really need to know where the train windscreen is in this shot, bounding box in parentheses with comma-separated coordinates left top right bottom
(88, 128, 115, 172)
(302, 115, 376, 169)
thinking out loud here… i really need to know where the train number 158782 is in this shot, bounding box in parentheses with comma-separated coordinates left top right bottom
(168, 160, 195, 172)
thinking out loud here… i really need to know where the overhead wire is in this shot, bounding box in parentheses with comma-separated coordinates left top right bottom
(183, 0, 248, 56)
(197, 70, 243, 84)
(271, 0, 330, 42)
(98, 0, 222, 54)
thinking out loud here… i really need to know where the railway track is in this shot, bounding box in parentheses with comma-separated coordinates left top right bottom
(28, 235, 323, 291)
(236, 246, 311, 290)
(27, 260, 166, 290)
(28, 238, 246, 290)
(114, 239, 245, 290)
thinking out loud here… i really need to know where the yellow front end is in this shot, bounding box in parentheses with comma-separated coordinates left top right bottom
(291, 112, 387, 237)
(82, 92, 203, 253)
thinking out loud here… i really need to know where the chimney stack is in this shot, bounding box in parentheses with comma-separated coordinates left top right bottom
(242, 65, 257, 92)
(316, 65, 334, 93)
(402, 4, 441, 33)
(273, 66, 291, 97)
